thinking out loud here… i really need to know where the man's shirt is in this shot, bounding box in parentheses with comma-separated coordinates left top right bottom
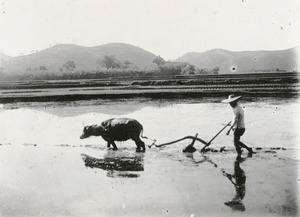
(232, 105, 245, 129)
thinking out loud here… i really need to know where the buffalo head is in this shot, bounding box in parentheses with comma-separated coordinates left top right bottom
(80, 125, 104, 139)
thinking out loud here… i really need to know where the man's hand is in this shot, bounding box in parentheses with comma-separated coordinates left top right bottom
(222, 170, 232, 179)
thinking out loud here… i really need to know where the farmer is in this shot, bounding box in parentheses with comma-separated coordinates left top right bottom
(222, 95, 253, 155)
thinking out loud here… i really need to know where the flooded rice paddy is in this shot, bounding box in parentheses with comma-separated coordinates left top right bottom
(0, 96, 299, 216)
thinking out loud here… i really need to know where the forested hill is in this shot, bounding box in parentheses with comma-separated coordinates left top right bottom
(0, 52, 11, 65)
(1, 43, 298, 75)
(176, 47, 298, 73)
(1, 43, 157, 74)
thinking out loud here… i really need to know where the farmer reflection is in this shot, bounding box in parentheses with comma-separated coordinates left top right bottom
(222, 156, 247, 212)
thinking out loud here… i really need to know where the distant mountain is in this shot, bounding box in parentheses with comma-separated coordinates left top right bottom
(1, 43, 157, 74)
(0, 53, 11, 67)
(1, 43, 298, 75)
(176, 47, 298, 73)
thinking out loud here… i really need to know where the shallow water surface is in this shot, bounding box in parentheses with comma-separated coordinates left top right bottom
(0, 98, 299, 217)
(0, 98, 299, 149)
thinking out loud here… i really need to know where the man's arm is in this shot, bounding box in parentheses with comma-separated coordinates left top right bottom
(226, 110, 240, 135)
(226, 124, 234, 135)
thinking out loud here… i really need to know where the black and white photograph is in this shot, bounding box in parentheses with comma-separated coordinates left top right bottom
(0, 0, 299, 216)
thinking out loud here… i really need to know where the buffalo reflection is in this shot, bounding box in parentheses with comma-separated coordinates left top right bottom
(81, 153, 144, 178)
(222, 155, 247, 212)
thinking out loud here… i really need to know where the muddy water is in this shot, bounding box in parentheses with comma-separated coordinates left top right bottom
(0, 98, 299, 216)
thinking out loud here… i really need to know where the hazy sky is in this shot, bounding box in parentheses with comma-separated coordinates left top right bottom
(0, 0, 300, 60)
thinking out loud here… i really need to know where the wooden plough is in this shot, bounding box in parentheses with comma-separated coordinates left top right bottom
(148, 121, 231, 153)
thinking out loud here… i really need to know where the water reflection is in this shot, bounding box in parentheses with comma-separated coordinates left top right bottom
(222, 155, 247, 212)
(81, 152, 144, 178)
(184, 152, 218, 168)
(184, 153, 249, 212)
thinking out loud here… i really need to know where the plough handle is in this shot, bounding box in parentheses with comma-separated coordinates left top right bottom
(200, 121, 231, 152)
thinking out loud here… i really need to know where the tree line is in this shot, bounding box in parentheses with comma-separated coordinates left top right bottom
(0, 55, 219, 81)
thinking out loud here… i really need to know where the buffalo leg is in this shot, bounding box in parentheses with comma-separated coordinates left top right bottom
(134, 138, 145, 152)
(111, 141, 118, 150)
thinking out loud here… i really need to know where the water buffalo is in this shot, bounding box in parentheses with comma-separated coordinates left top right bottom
(80, 118, 146, 152)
